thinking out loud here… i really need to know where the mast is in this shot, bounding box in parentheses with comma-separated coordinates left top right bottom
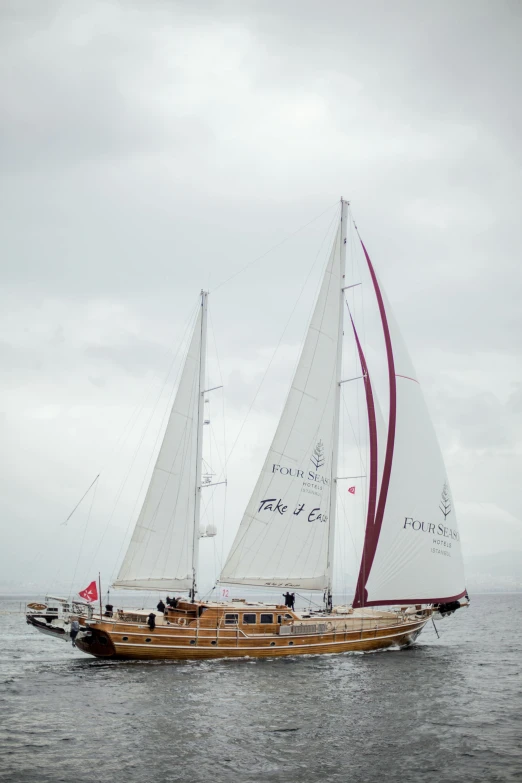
(325, 198, 348, 612)
(191, 290, 208, 601)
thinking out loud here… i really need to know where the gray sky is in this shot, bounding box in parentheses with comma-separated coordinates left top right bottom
(1, 0, 521, 594)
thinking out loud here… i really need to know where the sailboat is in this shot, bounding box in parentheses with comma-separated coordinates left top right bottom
(26, 199, 468, 659)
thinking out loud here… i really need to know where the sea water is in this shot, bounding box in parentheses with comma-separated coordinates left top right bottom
(0, 593, 520, 783)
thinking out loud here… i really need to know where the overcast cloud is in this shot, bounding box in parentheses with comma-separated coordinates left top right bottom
(1, 0, 521, 594)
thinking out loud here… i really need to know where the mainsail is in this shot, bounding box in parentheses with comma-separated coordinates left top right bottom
(220, 217, 345, 590)
(353, 243, 466, 606)
(114, 296, 206, 592)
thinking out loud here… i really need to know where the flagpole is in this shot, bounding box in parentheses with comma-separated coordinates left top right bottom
(98, 572, 103, 620)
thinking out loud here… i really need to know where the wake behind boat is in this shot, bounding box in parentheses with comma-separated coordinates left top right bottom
(27, 199, 469, 659)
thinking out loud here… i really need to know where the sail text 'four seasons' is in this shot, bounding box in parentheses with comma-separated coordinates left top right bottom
(404, 516, 460, 558)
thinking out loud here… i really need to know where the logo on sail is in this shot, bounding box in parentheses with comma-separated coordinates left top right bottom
(310, 440, 325, 470)
(439, 483, 452, 519)
(403, 483, 459, 555)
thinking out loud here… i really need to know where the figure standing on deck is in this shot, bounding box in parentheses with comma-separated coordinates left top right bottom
(70, 618, 80, 646)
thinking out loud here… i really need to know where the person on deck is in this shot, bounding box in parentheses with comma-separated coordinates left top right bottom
(70, 619, 80, 647)
(147, 613, 156, 631)
(165, 596, 172, 607)
(283, 592, 292, 608)
(289, 593, 296, 611)
(157, 599, 166, 614)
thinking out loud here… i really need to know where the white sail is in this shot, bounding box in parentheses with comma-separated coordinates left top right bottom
(220, 223, 343, 590)
(355, 275, 466, 606)
(114, 306, 203, 591)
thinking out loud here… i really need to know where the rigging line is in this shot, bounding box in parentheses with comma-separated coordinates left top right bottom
(237, 213, 343, 570)
(208, 308, 227, 473)
(223, 362, 335, 563)
(207, 305, 228, 576)
(223, 366, 337, 572)
(295, 591, 323, 608)
(61, 474, 100, 526)
(341, 391, 366, 475)
(208, 424, 226, 481)
(337, 485, 361, 563)
(220, 481, 228, 576)
(220, 214, 342, 576)
(344, 298, 369, 478)
(219, 205, 341, 480)
(225, 364, 337, 572)
(68, 479, 99, 599)
(134, 362, 198, 582)
(344, 213, 369, 486)
(97, 294, 202, 497)
(269, 372, 338, 577)
(209, 310, 228, 571)
(107, 302, 201, 583)
(339, 387, 366, 599)
(100, 324, 200, 573)
(46, 298, 197, 582)
(210, 200, 340, 293)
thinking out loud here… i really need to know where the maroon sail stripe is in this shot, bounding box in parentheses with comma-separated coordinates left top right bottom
(361, 589, 467, 607)
(352, 238, 397, 609)
(396, 373, 419, 384)
(348, 310, 379, 609)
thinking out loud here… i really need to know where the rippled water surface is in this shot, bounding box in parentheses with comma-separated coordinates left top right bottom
(1, 594, 521, 783)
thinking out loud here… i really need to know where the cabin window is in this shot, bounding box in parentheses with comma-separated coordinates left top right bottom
(260, 614, 274, 624)
(145, 638, 152, 643)
(122, 636, 129, 641)
(285, 614, 293, 619)
(288, 641, 294, 646)
(189, 639, 196, 645)
(224, 613, 238, 625)
(211, 640, 217, 645)
(243, 614, 256, 624)
(270, 642, 276, 646)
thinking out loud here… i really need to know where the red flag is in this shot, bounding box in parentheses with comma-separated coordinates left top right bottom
(348, 486, 356, 495)
(78, 580, 98, 602)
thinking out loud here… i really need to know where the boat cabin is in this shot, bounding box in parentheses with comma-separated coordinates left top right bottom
(160, 600, 297, 633)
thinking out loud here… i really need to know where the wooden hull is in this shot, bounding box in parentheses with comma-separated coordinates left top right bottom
(75, 616, 428, 660)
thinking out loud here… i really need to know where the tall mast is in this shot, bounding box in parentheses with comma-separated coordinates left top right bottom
(325, 198, 348, 612)
(191, 290, 208, 601)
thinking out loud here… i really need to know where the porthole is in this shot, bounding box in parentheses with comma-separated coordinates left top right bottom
(189, 639, 196, 645)
(145, 637, 152, 643)
(211, 640, 217, 645)
(122, 636, 129, 642)
(288, 641, 294, 646)
(270, 642, 276, 646)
